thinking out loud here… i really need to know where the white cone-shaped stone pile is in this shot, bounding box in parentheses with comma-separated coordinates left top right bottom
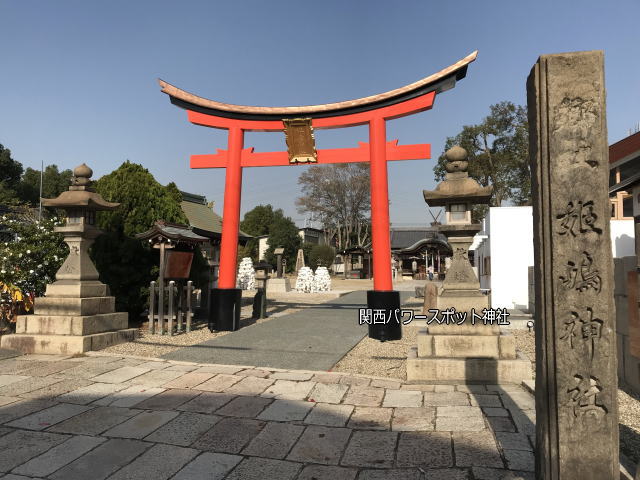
(314, 266, 331, 292)
(237, 257, 255, 290)
(295, 266, 315, 293)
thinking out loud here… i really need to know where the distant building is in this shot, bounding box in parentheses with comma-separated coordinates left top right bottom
(257, 227, 328, 261)
(609, 130, 640, 219)
(179, 191, 251, 293)
(390, 227, 451, 278)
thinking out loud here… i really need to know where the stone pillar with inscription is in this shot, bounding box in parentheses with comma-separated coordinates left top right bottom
(527, 51, 619, 480)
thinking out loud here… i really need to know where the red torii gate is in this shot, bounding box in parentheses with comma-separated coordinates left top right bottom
(159, 51, 477, 341)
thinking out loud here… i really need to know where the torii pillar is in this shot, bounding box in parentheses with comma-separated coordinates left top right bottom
(159, 51, 477, 341)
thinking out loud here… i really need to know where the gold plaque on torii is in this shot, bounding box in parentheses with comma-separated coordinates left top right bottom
(283, 118, 318, 164)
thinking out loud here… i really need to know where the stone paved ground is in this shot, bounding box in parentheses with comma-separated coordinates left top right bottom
(0, 352, 535, 480)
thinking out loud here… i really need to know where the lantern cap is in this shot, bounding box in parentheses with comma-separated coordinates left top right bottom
(42, 163, 120, 211)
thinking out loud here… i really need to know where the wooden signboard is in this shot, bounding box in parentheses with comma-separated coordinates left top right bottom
(164, 251, 194, 279)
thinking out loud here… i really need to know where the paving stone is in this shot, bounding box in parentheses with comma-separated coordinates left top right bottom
(162, 371, 215, 389)
(192, 417, 265, 453)
(423, 392, 469, 407)
(12, 434, 105, 477)
(124, 369, 183, 387)
(56, 363, 124, 380)
(235, 369, 270, 378)
(5, 403, 91, 430)
(482, 407, 509, 417)
(226, 457, 301, 480)
(453, 432, 503, 468)
(0, 474, 37, 480)
(456, 385, 487, 393)
(470, 394, 502, 407)
(0, 376, 63, 396)
(194, 374, 242, 392)
(194, 365, 244, 374)
(341, 430, 397, 467)
(471, 467, 534, 480)
(90, 366, 150, 383)
(97, 386, 166, 408)
(370, 378, 402, 389)
(423, 469, 469, 479)
(487, 416, 516, 433)
(0, 396, 20, 407)
(257, 399, 313, 421)
(107, 443, 199, 480)
(434, 385, 455, 392)
(172, 452, 242, 480)
(495, 432, 533, 451)
(49, 438, 150, 480)
(103, 410, 179, 438)
(135, 361, 170, 370)
(342, 386, 384, 406)
(401, 384, 435, 392)
(383, 390, 422, 408)
(485, 384, 524, 393)
(0, 375, 30, 387)
(0, 398, 57, 424)
(509, 409, 535, 435)
(165, 364, 199, 372)
(134, 388, 200, 409)
(177, 392, 235, 414)
(305, 403, 354, 427)
(500, 392, 535, 410)
(357, 469, 422, 479)
(437, 406, 483, 418)
(0, 427, 14, 437)
(224, 376, 274, 396)
(308, 383, 348, 404)
(19, 377, 90, 400)
(298, 464, 357, 480)
(339, 375, 370, 386)
(261, 380, 315, 400)
(436, 415, 485, 432)
(211, 395, 272, 418)
(47, 406, 141, 435)
(270, 371, 313, 381)
(144, 411, 220, 446)
(392, 407, 435, 431)
(287, 425, 351, 465)
(57, 382, 127, 404)
(347, 407, 391, 430)
(0, 430, 68, 472)
(18, 361, 76, 377)
(503, 449, 534, 471)
(311, 373, 343, 384)
(396, 431, 453, 468)
(242, 422, 304, 459)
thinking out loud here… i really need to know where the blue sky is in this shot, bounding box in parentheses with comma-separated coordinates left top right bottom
(1, 1, 639, 227)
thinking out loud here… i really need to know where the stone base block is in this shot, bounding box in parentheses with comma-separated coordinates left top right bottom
(15, 312, 128, 336)
(427, 323, 500, 335)
(0, 328, 138, 355)
(406, 347, 532, 383)
(436, 291, 489, 313)
(268, 278, 291, 293)
(419, 333, 499, 358)
(34, 296, 115, 316)
(45, 281, 109, 298)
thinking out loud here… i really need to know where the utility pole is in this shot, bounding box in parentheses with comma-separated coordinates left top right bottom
(38, 160, 44, 221)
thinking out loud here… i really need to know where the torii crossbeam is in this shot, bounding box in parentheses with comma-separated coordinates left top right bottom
(159, 51, 477, 340)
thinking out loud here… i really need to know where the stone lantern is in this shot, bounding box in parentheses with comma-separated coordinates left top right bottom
(1, 164, 137, 354)
(422, 146, 492, 311)
(406, 146, 531, 383)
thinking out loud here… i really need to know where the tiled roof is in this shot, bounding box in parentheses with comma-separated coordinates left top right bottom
(180, 191, 251, 238)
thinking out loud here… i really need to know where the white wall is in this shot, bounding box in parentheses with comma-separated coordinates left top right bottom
(487, 207, 534, 310)
(258, 237, 268, 260)
(611, 219, 635, 258)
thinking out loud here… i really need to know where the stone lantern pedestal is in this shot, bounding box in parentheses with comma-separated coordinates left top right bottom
(1, 164, 137, 354)
(407, 147, 531, 383)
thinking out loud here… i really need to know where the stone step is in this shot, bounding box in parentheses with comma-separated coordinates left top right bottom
(0, 328, 138, 355)
(418, 332, 517, 359)
(15, 312, 128, 336)
(406, 346, 532, 383)
(35, 296, 116, 316)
